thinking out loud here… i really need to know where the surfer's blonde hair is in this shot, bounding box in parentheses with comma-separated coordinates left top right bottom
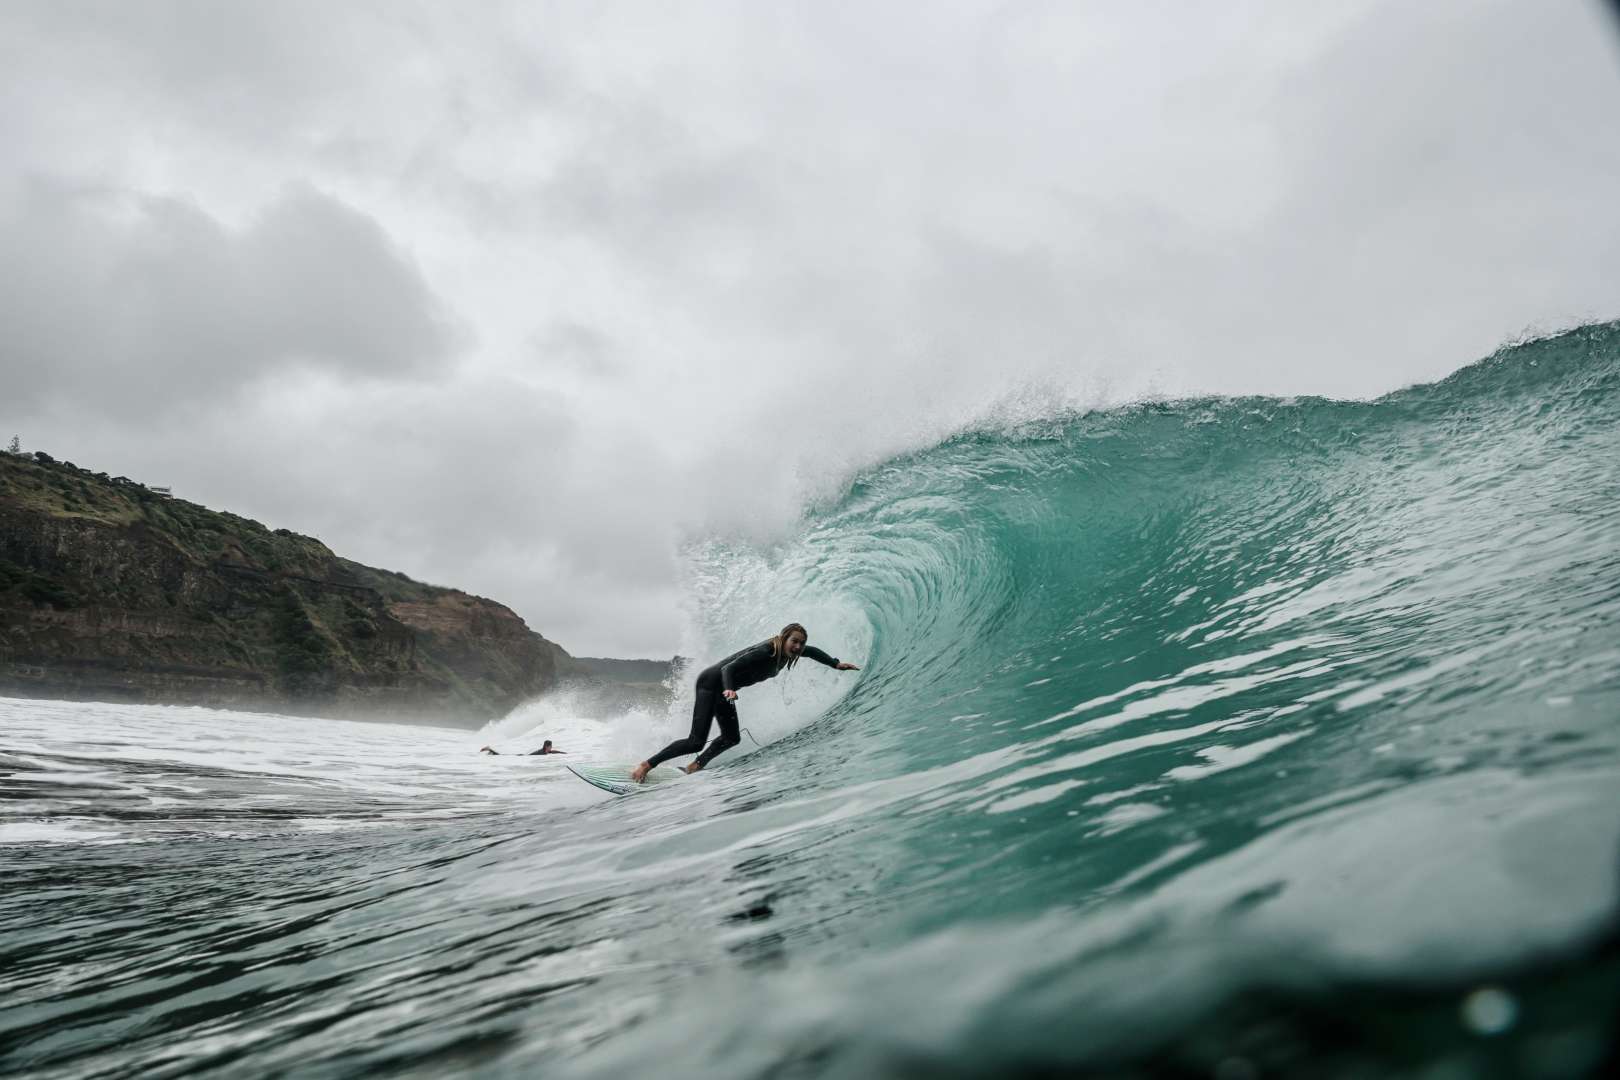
(770, 622, 808, 668)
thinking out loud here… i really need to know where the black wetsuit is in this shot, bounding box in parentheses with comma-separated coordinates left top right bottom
(646, 641, 841, 769)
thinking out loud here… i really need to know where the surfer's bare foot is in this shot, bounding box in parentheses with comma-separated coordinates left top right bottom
(682, 760, 704, 774)
(629, 761, 652, 783)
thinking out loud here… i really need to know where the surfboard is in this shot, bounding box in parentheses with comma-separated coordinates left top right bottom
(566, 763, 689, 797)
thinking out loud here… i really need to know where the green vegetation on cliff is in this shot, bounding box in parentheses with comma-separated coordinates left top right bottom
(0, 450, 569, 725)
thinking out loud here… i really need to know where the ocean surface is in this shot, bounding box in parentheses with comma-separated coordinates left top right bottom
(4, 324, 1620, 1078)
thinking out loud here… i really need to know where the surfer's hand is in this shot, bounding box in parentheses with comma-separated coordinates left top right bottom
(723, 689, 738, 701)
(837, 662, 860, 671)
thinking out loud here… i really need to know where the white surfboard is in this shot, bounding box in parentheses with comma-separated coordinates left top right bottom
(565, 763, 689, 796)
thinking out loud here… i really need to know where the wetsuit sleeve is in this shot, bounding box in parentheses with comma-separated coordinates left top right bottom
(802, 645, 840, 668)
(722, 642, 773, 691)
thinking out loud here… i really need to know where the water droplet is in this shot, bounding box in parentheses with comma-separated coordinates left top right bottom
(1461, 987, 1518, 1035)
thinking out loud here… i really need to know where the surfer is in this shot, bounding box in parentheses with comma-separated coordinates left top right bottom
(629, 622, 859, 782)
(479, 739, 565, 756)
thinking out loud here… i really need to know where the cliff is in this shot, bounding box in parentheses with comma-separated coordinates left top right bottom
(0, 450, 571, 726)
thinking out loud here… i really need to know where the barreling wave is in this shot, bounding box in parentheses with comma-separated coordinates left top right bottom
(725, 320, 1620, 786)
(641, 321, 1620, 1072)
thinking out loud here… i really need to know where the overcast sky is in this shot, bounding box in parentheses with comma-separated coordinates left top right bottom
(3, 1, 1618, 658)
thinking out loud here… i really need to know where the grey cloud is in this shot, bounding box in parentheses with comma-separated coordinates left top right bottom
(9, 1, 432, 150)
(1199, 0, 1620, 392)
(7, 0, 1620, 657)
(530, 322, 622, 379)
(0, 180, 461, 413)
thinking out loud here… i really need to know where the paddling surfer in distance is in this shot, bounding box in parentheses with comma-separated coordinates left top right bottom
(479, 739, 565, 756)
(629, 622, 859, 782)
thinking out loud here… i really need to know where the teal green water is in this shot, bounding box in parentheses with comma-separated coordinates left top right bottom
(4, 325, 1619, 1077)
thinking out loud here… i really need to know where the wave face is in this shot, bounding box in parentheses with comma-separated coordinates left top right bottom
(741, 321, 1620, 927)
(5, 324, 1620, 1078)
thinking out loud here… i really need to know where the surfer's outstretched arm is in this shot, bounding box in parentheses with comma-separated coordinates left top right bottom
(801, 645, 860, 671)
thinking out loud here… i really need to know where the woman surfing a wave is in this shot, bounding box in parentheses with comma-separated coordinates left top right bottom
(629, 622, 859, 783)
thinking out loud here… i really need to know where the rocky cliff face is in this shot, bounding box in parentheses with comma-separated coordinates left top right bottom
(0, 452, 568, 725)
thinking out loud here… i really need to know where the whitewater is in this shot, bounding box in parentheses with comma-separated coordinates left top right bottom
(4, 324, 1619, 1078)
